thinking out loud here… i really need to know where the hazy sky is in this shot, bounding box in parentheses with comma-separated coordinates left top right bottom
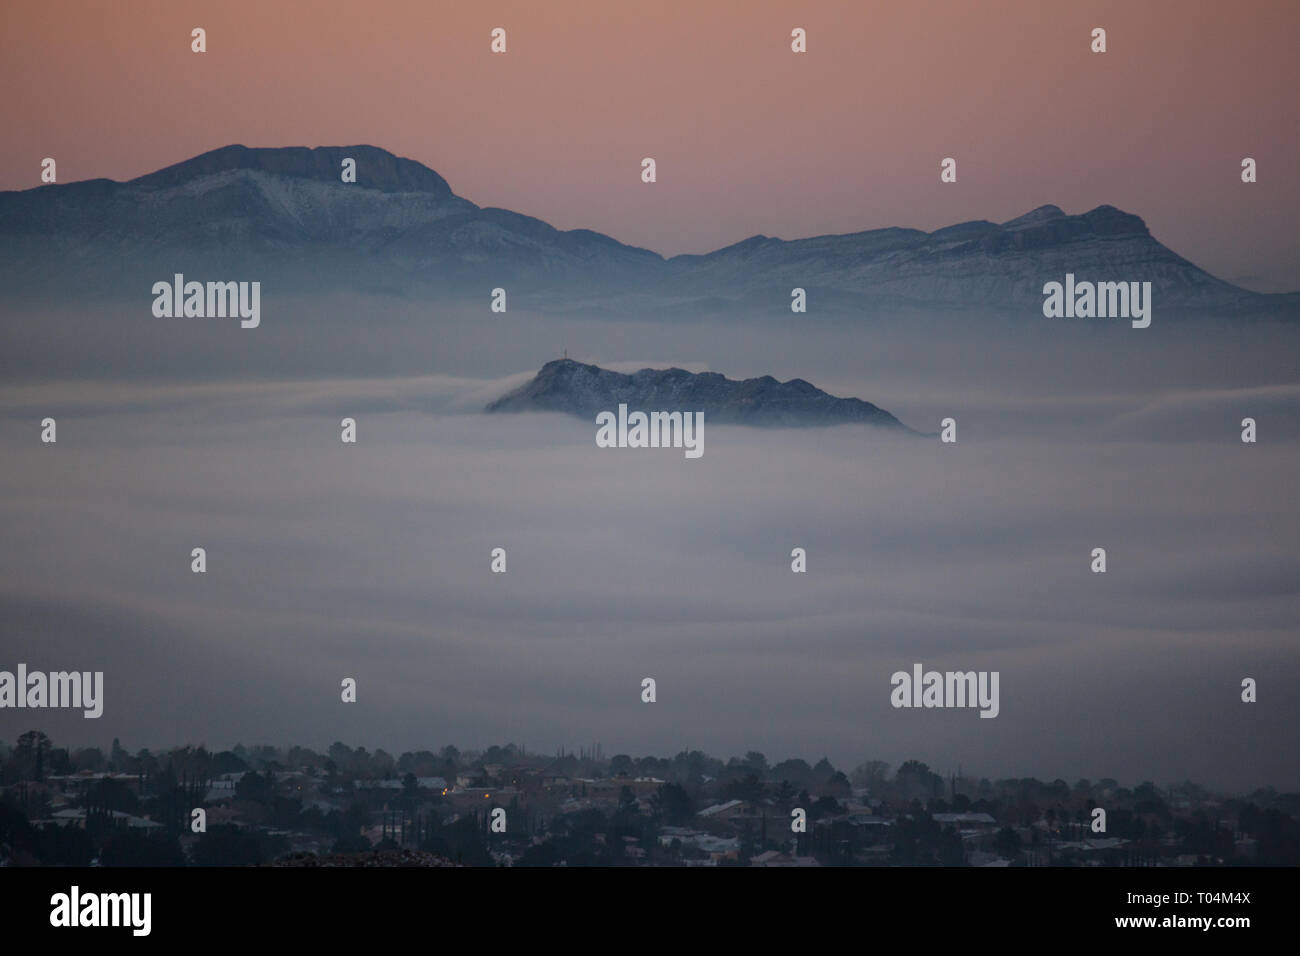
(1, 0, 1296, 288)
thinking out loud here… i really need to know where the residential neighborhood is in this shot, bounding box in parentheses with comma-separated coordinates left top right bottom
(2, 732, 1295, 867)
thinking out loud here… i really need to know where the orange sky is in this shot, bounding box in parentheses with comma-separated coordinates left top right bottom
(2, 0, 1296, 287)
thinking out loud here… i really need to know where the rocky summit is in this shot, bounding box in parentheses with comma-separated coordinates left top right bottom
(486, 359, 913, 431)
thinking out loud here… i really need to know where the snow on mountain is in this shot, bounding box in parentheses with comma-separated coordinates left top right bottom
(0, 144, 1292, 319)
(487, 358, 912, 430)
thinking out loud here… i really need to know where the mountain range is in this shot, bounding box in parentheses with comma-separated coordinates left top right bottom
(487, 359, 912, 431)
(1, 144, 1293, 318)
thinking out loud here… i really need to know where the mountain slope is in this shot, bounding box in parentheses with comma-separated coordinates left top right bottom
(666, 204, 1269, 313)
(0, 145, 663, 296)
(487, 359, 913, 430)
(0, 144, 1292, 317)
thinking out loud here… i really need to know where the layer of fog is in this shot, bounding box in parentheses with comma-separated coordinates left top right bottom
(0, 298, 1296, 791)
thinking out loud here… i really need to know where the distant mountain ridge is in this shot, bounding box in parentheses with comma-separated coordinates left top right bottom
(1, 144, 1293, 318)
(487, 358, 913, 431)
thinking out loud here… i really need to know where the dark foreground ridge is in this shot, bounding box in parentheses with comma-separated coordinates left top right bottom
(487, 358, 913, 431)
